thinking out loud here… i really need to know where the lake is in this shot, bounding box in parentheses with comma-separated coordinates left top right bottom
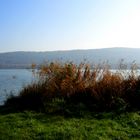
(0, 69, 34, 105)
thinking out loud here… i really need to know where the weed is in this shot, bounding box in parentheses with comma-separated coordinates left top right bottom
(4, 61, 140, 114)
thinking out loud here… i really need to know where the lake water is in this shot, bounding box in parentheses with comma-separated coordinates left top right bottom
(0, 69, 34, 105)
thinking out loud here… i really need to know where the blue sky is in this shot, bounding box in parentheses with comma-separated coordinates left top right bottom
(0, 0, 140, 52)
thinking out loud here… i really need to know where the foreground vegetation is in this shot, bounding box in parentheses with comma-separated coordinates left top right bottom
(0, 61, 140, 139)
(0, 111, 140, 140)
(4, 61, 140, 113)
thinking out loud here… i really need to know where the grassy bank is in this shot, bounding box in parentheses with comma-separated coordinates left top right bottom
(0, 111, 140, 140)
(0, 62, 140, 139)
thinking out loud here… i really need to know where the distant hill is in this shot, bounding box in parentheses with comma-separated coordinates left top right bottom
(0, 48, 140, 69)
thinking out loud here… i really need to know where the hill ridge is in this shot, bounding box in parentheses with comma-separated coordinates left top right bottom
(0, 48, 140, 68)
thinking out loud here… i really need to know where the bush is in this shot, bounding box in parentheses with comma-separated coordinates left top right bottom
(4, 61, 140, 114)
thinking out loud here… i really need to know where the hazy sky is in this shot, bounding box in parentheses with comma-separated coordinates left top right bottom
(0, 0, 140, 52)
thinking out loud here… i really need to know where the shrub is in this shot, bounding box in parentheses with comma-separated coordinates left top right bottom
(4, 61, 140, 113)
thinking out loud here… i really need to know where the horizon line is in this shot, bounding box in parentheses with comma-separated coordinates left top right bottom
(0, 47, 140, 54)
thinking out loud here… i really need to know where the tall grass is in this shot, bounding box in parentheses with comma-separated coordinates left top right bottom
(5, 61, 140, 114)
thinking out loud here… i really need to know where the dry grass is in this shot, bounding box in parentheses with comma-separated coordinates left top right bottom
(5, 61, 140, 113)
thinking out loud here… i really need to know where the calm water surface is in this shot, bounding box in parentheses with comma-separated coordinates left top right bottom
(0, 69, 34, 105)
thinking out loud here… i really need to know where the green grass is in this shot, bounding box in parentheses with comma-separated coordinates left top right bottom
(0, 111, 140, 140)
